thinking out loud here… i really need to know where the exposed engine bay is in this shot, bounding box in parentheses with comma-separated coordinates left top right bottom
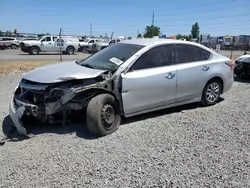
(10, 70, 123, 135)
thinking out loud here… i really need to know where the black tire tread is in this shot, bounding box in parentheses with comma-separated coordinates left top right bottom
(86, 94, 120, 136)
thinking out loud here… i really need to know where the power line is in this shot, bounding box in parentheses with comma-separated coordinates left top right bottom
(90, 22, 92, 37)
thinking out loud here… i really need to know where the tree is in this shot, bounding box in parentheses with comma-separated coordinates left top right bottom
(0, 30, 2, 37)
(137, 33, 142, 38)
(5, 30, 12, 37)
(176, 33, 189, 41)
(191, 22, 200, 39)
(143, 25, 160, 38)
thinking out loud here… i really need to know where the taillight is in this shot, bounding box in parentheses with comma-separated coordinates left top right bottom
(225, 61, 236, 70)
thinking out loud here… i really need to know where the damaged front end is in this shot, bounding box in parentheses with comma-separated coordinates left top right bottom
(9, 71, 119, 136)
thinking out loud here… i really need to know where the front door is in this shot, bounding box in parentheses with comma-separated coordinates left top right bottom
(40, 36, 54, 51)
(174, 44, 213, 102)
(121, 45, 177, 115)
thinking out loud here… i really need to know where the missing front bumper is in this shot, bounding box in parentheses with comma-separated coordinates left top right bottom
(9, 99, 27, 135)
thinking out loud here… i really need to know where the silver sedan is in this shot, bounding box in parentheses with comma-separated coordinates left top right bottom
(10, 39, 234, 137)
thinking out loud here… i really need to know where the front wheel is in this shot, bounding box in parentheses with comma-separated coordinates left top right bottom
(86, 94, 121, 136)
(201, 79, 222, 106)
(30, 46, 40, 55)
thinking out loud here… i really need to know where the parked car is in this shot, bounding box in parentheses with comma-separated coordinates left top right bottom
(234, 53, 250, 79)
(78, 38, 102, 52)
(19, 35, 79, 55)
(0, 44, 7, 50)
(91, 38, 123, 53)
(10, 39, 234, 136)
(0, 37, 20, 49)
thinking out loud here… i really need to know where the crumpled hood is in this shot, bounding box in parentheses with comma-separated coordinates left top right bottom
(22, 61, 106, 83)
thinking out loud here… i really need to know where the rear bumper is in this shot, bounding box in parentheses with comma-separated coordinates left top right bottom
(223, 71, 234, 94)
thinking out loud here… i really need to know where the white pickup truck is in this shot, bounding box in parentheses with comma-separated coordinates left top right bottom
(20, 35, 79, 55)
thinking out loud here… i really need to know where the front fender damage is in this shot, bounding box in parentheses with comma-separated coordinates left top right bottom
(10, 71, 123, 136)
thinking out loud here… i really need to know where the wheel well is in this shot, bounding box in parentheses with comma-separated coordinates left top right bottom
(207, 77, 224, 94)
(67, 45, 75, 50)
(73, 88, 121, 111)
(31, 46, 41, 51)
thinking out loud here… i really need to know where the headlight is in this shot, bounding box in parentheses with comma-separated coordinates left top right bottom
(24, 43, 30, 47)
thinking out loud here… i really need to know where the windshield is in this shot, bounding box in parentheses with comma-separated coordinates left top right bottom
(84, 39, 91, 42)
(79, 43, 144, 71)
(37, 36, 43, 41)
(224, 38, 232, 43)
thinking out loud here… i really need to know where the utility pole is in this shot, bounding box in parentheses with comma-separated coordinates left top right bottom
(90, 22, 92, 37)
(151, 11, 154, 38)
(59, 28, 63, 62)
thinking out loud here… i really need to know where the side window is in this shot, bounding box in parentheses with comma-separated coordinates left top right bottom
(131, 45, 174, 71)
(89, 40, 94, 43)
(41, 37, 51, 42)
(45, 37, 51, 42)
(201, 49, 211, 60)
(117, 39, 121, 42)
(175, 44, 209, 64)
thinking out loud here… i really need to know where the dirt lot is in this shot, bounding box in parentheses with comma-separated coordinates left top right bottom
(0, 73, 250, 187)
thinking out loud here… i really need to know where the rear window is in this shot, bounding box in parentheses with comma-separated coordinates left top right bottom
(175, 44, 211, 64)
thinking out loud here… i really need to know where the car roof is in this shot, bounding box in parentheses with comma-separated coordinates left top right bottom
(122, 38, 204, 47)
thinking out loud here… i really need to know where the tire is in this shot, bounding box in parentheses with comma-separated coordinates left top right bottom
(201, 79, 222, 106)
(86, 94, 121, 136)
(66, 46, 75, 55)
(30, 46, 39, 55)
(11, 44, 18, 49)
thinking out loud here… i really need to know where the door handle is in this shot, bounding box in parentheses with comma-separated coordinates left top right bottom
(48, 42, 51, 44)
(165, 72, 176, 79)
(202, 66, 210, 71)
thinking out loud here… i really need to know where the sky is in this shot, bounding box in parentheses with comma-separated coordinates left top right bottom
(1, 0, 250, 38)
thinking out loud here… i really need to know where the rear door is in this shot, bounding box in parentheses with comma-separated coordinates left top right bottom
(174, 44, 212, 102)
(122, 45, 177, 115)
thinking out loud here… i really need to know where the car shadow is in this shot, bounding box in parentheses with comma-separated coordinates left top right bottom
(234, 76, 250, 83)
(1, 98, 225, 144)
(122, 98, 224, 124)
(1, 115, 97, 144)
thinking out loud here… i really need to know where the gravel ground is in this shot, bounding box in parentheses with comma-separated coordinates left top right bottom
(0, 74, 250, 187)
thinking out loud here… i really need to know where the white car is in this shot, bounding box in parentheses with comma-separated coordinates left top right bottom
(78, 38, 103, 52)
(10, 39, 234, 137)
(20, 35, 79, 55)
(0, 37, 20, 49)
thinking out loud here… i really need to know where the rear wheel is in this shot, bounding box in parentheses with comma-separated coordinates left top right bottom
(11, 44, 18, 49)
(86, 94, 121, 136)
(30, 46, 39, 55)
(66, 46, 75, 55)
(201, 79, 222, 106)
